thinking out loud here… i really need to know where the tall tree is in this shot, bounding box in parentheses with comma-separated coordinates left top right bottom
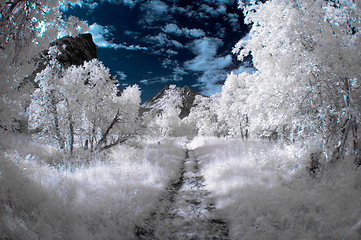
(217, 72, 250, 138)
(187, 94, 220, 136)
(27, 57, 141, 154)
(0, 0, 88, 130)
(231, 0, 361, 160)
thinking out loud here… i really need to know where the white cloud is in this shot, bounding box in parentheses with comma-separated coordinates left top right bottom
(140, 79, 149, 85)
(163, 23, 205, 39)
(171, 40, 183, 49)
(197, 70, 227, 96)
(116, 71, 127, 80)
(187, 55, 232, 72)
(224, 12, 241, 32)
(200, 4, 220, 17)
(89, 23, 147, 50)
(163, 23, 183, 35)
(99, 0, 140, 8)
(121, 0, 139, 8)
(233, 65, 256, 74)
(185, 37, 232, 72)
(166, 49, 178, 55)
(141, 0, 170, 25)
(184, 37, 234, 96)
(214, 0, 236, 5)
(186, 29, 205, 38)
(162, 59, 173, 68)
(60, 0, 99, 11)
(146, 33, 167, 45)
(173, 66, 188, 76)
(89, 23, 112, 48)
(217, 4, 227, 14)
(144, 33, 184, 51)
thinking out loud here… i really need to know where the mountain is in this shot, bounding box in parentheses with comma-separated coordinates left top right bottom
(23, 33, 97, 88)
(141, 85, 205, 119)
(49, 33, 97, 68)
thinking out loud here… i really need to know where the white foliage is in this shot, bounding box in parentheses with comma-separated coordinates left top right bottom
(0, 0, 89, 129)
(27, 59, 141, 152)
(155, 85, 183, 136)
(227, 0, 361, 141)
(187, 94, 220, 136)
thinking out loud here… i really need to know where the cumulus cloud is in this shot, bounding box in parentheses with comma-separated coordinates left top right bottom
(99, 0, 140, 8)
(199, 4, 220, 17)
(163, 23, 183, 35)
(185, 37, 232, 72)
(89, 23, 147, 50)
(233, 65, 256, 74)
(163, 23, 205, 39)
(143, 33, 184, 53)
(116, 71, 127, 80)
(166, 49, 178, 55)
(197, 69, 228, 96)
(227, 13, 240, 31)
(170, 5, 208, 20)
(214, 0, 236, 5)
(60, 0, 98, 11)
(140, 0, 170, 25)
(140, 79, 149, 85)
(184, 37, 234, 96)
(186, 29, 206, 38)
(120, 0, 139, 8)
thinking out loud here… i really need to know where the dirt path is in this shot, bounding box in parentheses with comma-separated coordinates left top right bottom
(136, 145, 229, 240)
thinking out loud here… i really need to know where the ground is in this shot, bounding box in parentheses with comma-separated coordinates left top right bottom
(136, 143, 229, 239)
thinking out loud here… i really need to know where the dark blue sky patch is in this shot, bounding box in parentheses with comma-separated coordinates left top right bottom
(61, 0, 252, 103)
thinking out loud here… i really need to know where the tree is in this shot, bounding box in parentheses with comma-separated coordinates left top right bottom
(156, 85, 183, 136)
(0, 0, 88, 130)
(231, 0, 361, 160)
(217, 72, 250, 139)
(27, 56, 141, 154)
(187, 94, 220, 136)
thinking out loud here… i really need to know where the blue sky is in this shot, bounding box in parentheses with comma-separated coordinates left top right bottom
(61, 0, 253, 102)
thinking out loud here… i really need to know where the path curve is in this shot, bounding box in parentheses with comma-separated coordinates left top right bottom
(136, 143, 229, 239)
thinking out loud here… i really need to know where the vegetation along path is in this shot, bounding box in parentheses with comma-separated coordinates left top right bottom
(136, 143, 229, 239)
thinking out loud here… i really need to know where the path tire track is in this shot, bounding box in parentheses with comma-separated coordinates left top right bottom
(135, 144, 229, 240)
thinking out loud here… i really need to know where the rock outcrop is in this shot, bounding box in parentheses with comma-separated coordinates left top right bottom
(49, 33, 97, 68)
(23, 33, 97, 87)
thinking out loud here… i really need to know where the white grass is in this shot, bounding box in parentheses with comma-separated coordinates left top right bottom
(189, 136, 361, 240)
(0, 134, 187, 239)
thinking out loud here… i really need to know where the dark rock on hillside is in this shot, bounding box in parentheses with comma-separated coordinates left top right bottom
(141, 85, 205, 119)
(23, 33, 97, 88)
(49, 33, 97, 68)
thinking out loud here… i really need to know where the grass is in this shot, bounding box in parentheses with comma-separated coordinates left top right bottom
(188, 136, 361, 240)
(0, 133, 187, 239)
(2, 132, 361, 239)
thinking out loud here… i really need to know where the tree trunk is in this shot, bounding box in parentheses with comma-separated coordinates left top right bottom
(352, 120, 360, 165)
(331, 117, 352, 164)
(50, 99, 65, 150)
(69, 118, 74, 156)
(95, 111, 120, 151)
(99, 137, 128, 151)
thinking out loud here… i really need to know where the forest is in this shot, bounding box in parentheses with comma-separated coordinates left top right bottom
(1, 0, 361, 239)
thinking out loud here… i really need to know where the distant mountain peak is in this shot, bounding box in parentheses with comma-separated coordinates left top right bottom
(141, 85, 206, 119)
